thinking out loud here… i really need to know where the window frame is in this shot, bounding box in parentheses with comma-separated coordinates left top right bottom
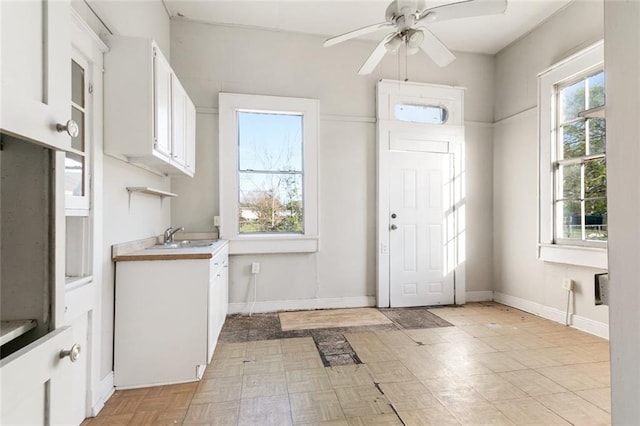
(538, 41, 607, 268)
(219, 93, 319, 254)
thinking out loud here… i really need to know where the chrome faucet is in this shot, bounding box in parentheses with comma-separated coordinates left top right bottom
(164, 226, 184, 244)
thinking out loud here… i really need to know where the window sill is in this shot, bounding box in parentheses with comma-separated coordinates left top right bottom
(538, 244, 607, 269)
(228, 235, 319, 255)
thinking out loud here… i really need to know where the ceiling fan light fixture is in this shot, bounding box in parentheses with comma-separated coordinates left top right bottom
(407, 29, 424, 49)
(385, 35, 403, 53)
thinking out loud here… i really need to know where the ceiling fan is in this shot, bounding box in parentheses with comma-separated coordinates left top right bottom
(323, 0, 508, 74)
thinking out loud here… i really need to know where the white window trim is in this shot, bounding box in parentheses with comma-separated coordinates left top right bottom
(219, 93, 319, 254)
(538, 40, 606, 268)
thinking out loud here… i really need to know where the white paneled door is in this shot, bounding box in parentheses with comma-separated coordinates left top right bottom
(389, 151, 454, 307)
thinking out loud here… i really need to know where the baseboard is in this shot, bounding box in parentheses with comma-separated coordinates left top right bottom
(91, 372, 114, 417)
(493, 292, 609, 339)
(228, 296, 376, 314)
(465, 291, 494, 302)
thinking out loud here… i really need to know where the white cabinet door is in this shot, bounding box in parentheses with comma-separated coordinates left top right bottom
(185, 98, 197, 175)
(171, 75, 187, 166)
(1, 327, 76, 425)
(0, 0, 72, 151)
(153, 47, 172, 159)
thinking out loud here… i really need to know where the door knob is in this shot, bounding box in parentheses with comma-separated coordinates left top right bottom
(390, 224, 398, 230)
(60, 344, 81, 362)
(56, 119, 79, 138)
(391, 213, 397, 219)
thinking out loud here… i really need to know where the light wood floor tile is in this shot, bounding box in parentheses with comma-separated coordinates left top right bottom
(279, 308, 391, 331)
(535, 392, 611, 425)
(334, 385, 393, 417)
(467, 373, 527, 402)
(475, 352, 528, 373)
(501, 349, 561, 369)
(480, 336, 530, 352)
(289, 390, 346, 424)
(82, 414, 133, 425)
(245, 340, 283, 357)
(214, 342, 247, 359)
(128, 409, 187, 426)
(284, 350, 325, 371)
(396, 405, 460, 425)
(430, 385, 488, 406)
(576, 387, 611, 413)
(446, 402, 515, 425)
(366, 360, 416, 383)
(536, 362, 610, 391)
(238, 395, 293, 426)
(205, 357, 246, 378)
(242, 372, 288, 399)
(374, 331, 420, 351)
(287, 368, 333, 394)
(183, 400, 240, 425)
(326, 365, 375, 388)
(351, 348, 397, 363)
(282, 337, 317, 353)
(494, 397, 570, 425)
(346, 413, 403, 425)
(243, 354, 285, 375)
(403, 328, 446, 344)
(192, 377, 242, 404)
(378, 381, 441, 411)
(498, 369, 568, 396)
(437, 355, 494, 377)
(458, 324, 501, 338)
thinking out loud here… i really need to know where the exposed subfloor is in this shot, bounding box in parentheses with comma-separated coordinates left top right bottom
(84, 303, 611, 425)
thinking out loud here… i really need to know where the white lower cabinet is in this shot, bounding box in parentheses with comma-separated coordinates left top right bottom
(114, 245, 228, 388)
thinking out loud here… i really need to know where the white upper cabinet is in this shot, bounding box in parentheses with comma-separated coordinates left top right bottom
(0, 0, 73, 151)
(104, 37, 195, 177)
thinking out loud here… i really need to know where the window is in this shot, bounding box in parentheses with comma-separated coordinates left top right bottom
(538, 41, 607, 268)
(394, 104, 448, 124)
(219, 93, 319, 254)
(238, 112, 304, 234)
(555, 71, 606, 245)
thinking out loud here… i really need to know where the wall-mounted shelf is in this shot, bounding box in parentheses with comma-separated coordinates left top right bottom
(126, 187, 178, 198)
(1, 319, 37, 346)
(126, 187, 177, 209)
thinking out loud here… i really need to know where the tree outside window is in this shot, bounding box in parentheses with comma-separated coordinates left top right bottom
(555, 71, 606, 243)
(237, 111, 304, 234)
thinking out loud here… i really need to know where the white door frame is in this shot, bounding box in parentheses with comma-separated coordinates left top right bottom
(376, 80, 466, 307)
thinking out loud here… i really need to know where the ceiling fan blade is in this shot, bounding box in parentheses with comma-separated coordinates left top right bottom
(418, 28, 456, 67)
(323, 21, 395, 47)
(358, 33, 397, 75)
(419, 0, 507, 23)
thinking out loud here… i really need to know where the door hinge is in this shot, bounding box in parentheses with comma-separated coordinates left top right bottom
(88, 83, 94, 94)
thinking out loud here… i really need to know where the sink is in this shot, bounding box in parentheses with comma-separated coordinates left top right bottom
(151, 239, 218, 249)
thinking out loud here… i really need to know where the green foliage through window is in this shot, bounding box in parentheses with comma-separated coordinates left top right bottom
(556, 71, 607, 243)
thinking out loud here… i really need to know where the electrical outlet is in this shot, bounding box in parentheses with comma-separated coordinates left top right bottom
(562, 278, 574, 291)
(213, 216, 221, 227)
(251, 262, 260, 274)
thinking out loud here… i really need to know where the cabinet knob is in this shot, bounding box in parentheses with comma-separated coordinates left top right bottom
(390, 224, 398, 230)
(56, 120, 79, 138)
(60, 343, 81, 362)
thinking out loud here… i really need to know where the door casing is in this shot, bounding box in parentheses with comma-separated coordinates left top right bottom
(376, 80, 466, 308)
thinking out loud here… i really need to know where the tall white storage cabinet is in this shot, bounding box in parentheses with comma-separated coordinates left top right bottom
(114, 243, 229, 389)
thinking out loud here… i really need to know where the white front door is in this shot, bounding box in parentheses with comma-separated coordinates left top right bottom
(389, 150, 454, 307)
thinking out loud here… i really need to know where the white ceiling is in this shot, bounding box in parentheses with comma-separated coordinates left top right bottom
(163, 0, 572, 55)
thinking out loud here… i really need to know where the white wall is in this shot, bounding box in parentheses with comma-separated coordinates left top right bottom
(493, 0, 608, 333)
(170, 21, 495, 309)
(604, 1, 640, 421)
(75, 0, 173, 384)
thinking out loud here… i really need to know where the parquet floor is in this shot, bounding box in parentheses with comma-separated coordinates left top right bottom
(84, 303, 611, 425)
